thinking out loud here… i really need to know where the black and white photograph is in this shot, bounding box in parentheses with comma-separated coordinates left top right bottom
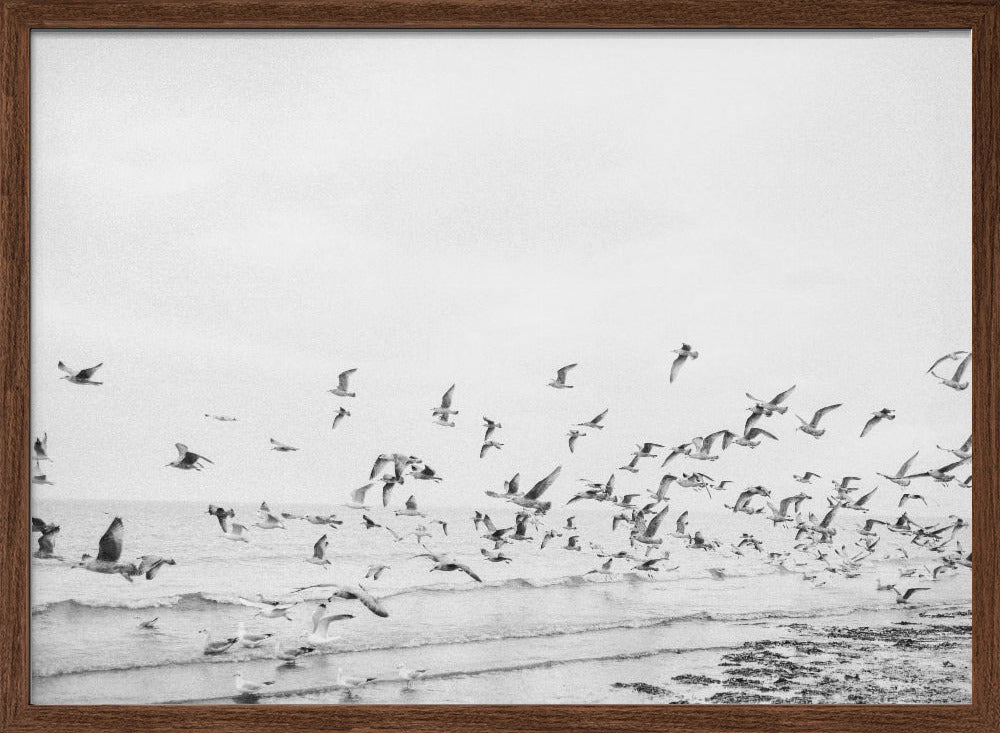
(30, 30, 971, 705)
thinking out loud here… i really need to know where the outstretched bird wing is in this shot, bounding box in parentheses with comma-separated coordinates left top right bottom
(338, 368, 356, 390)
(810, 403, 842, 427)
(439, 384, 455, 409)
(77, 363, 103, 379)
(556, 363, 577, 382)
(97, 517, 124, 563)
(524, 466, 561, 500)
(769, 384, 796, 404)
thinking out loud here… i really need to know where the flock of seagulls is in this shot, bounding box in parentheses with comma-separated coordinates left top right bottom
(32, 344, 972, 699)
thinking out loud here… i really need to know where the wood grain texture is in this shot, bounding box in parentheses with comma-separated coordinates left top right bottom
(1, 1, 997, 731)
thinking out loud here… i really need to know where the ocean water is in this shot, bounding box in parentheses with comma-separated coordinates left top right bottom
(30, 495, 971, 704)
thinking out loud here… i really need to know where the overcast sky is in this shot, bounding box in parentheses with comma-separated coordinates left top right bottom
(30, 31, 971, 510)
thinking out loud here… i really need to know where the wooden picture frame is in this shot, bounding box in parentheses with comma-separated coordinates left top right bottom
(1, 1, 996, 731)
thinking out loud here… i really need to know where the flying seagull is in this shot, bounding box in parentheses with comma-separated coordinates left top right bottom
(270, 438, 299, 452)
(577, 409, 608, 430)
(745, 385, 795, 415)
(878, 451, 920, 487)
(669, 344, 698, 383)
(331, 407, 351, 429)
(926, 350, 969, 374)
(328, 368, 357, 397)
(432, 384, 458, 418)
(58, 361, 103, 385)
(931, 352, 971, 390)
(168, 443, 213, 471)
(548, 363, 577, 389)
(860, 408, 895, 438)
(795, 404, 842, 438)
(293, 584, 390, 617)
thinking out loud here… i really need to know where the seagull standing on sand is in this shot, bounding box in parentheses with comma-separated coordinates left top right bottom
(396, 663, 428, 688)
(328, 368, 357, 397)
(335, 668, 377, 695)
(237, 622, 274, 648)
(234, 671, 275, 695)
(198, 629, 238, 655)
(548, 363, 577, 389)
(58, 361, 103, 385)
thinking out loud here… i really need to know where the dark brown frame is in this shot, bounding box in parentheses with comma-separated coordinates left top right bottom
(1, 1, 997, 731)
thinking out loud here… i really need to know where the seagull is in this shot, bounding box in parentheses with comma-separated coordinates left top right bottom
(722, 427, 778, 449)
(328, 368, 357, 397)
(33, 522, 62, 559)
(33, 433, 50, 462)
(842, 487, 877, 512)
(938, 435, 972, 461)
(335, 668, 377, 695)
(893, 587, 930, 604)
(906, 459, 969, 483)
(204, 413, 238, 422)
(73, 517, 141, 580)
(619, 455, 641, 473)
(480, 440, 503, 458)
(931, 352, 971, 390)
(766, 496, 801, 526)
(307, 534, 331, 567)
(31, 474, 54, 485)
(432, 412, 455, 428)
(135, 555, 176, 580)
(306, 610, 355, 645)
(220, 520, 249, 542)
(670, 510, 690, 538)
(346, 483, 374, 509)
(650, 474, 676, 502)
(234, 671, 275, 695)
(482, 417, 502, 441)
(138, 617, 159, 630)
(254, 509, 286, 530)
(899, 493, 928, 508)
(294, 584, 390, 617)
(168, 443, 213, 470)
(370, 453, 419, 482)
(509, 466, 561, 512)
(237, 596, 296, 620)
(395, 495, 426, 517)
(396, 663, 428, 688)
(795, 404, 842, 438)
(577, 409, 608, 430)
(410, 465, 443, 482)
(331, 407, 351, 429)
(632, 442, 664, 459)
(564, 516, 577, 530)
(365, 564, 389, 580)
(548, 363, 577, 389)
(632, 505, 670, 547)
(793, 472, 821, 484)
(860, 408, 895, 437)
(669, 344, 698, 383)
(270, 438, 299, 452)
(660, 444, 691, 467)
(430, 561, 482, 582)
(273, 639, 315, 664)
(688, 432, 726, 461)
(567, 430, 586, 453)
(198, 629, 238, 655)
(878, 451, 920, 487)
(927, 350, 969, 374)
(432, 384, 458, 418)
(58, 361, 103, 385)
(564, 535, 582, 551)
(745, 385, 795, 415)
(237, 622, 274, 648)
(585, 558, 616, 576)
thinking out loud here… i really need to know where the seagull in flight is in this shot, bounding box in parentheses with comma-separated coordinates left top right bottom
(669, 344, 698, 383)
(745, 385, 795, 415)
(270, 438, 299, 452)
(926, 350, 969, 374)
(328, 368, 357, 398)
(577, 409, 608, 430)
(307, 534, 331, 567)
(58, 361, 103, 385)
(937, 434, 972, 461)
(795, 404, 842, 438)
(878, 451, 920, 487)
(432, 384, 458, 418)
(331, 407, 351, 429)
(860, 408, 895, 437)
(482, 417, 502, 441)
(33, 433, 50, 463)
(793, 472, 821, 484)
(480, 440, 503, 458)
(548, 363, 577, 389)
(168, 443, 213, 471)
(294, 584, 390, 617)
(931, 352, 971, 390)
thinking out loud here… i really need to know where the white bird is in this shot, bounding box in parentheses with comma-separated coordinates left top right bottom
(396, 663, 428, 688)
(906, 459, 968, 484)
(548, 363, 577, 389)
(893, 587, 930, 604)
(669, 344, 698, 383)
(254, 510, 286, 530)
(795, 404, 842, 438)
(395, 495, 426, 517)
(577, 409, 608, 430)
(482, 417, 502, 441)
(168, 443, 213, 470)
(346, 483, 374, 509)
(926, 350, 968, 374)
(33, 433, 50, 462)
(365, 564, 390, 580)
(273, 638, 315, 664)
(198, 629, 238, 655)
(270, 438, 299, 452)
(567, 430, 585, 453)
(307, 534, 331, 566)
(745, 385, 795, 415)
(432, 384, 458, 418)
(221, 520, 249, 542)
(480, 440, 503, 458)
(328, 368, 357, 397)
(237, 622, 274, 648)
(793, 472, 821, 484)
(138, 617, 158, 630)
(938, 434, 972, 461)
(688, 432, 726, 461)
(306, 609, 355, 645)
(335, 668, 376, 695)
(31, 474, 54, 485)
(931, 352, 971, 390)
(234, 671, 275, 695)
(294, 584, 390, 617)
(57, 361, 103, 385)
(204, 413, 238, 422)
(878, 451, 920, 487)
(237, 596, 295, 619)
(860, 408, 895, 438)
(331, 407, 351, 429)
